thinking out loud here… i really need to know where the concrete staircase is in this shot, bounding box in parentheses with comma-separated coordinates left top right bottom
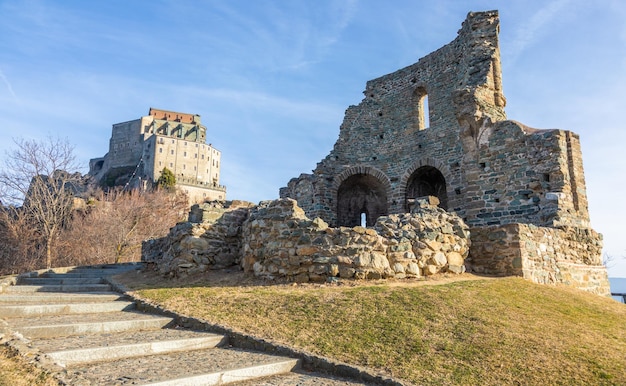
(0, 264, 366, 385)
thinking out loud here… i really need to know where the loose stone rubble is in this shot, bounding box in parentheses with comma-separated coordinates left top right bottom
(143, 197, 470, 282)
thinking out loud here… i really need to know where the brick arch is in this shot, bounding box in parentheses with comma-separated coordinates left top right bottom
(399, 158, 453, 210)
(332, 165, 392, 196)
(332, 165, 392, 227)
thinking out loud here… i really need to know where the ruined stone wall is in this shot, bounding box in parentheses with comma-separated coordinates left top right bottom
(463, 121, 590, 228)
(468, 223, 609, 295)
(241, 198, 469, 281)
(279, 10, 588, 231)
(281, 11, 506, 227)
(142, 200, 253, 276)
(143, 198, 471, 282)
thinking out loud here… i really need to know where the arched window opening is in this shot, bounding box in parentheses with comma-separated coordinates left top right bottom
(414, 87, 430, 130)
(423, 94, 429, 128)
(405, 166, 448, 211)
(337, 174, 388, 227)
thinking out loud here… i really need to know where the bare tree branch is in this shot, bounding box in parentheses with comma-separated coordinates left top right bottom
(0, 136, 82, 268)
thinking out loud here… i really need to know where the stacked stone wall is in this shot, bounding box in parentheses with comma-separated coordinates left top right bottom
(143, 198, 470, 282)
(142, 201, 253, 276)
(468, 223, 609, 295)
(241, 198, 469, 282)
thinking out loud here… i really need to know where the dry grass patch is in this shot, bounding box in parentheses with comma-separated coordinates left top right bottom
(0, 346, 56, 386)
(118, 270, 626, 386)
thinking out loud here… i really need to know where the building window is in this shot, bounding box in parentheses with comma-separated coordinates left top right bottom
(184, 151, 187, 157)
(171, 150, 174, 155)
(201, 154, 204, 159)
(194, 153, 197, 158)
(414, 86, 430, 130)
(169, 163, 173, 167)
(159, 148, 162, 153)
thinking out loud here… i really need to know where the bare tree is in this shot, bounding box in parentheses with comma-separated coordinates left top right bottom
(0, 207, 40, 275)
(0, 136, 82, 269)
(56, 188, 188, 266)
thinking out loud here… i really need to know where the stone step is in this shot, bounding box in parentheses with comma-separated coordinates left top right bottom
(6, 311, 174, 338)
(1, 263, 359, 385)
(32, 328, 223, 355)
(5, 284, 112, 293)
(62, 348, 299, 385)
(36, 265, 140, 279)
(0, 300, 135, 317)
(46, 333, 225, 366)
(146, 359, 301, 386)
(40, 272, 130, 278)
(236, 371, 369, 385)
(18, 277, 105, 285)
(0, 292, 124, 304)
(56, 264, 141, 273)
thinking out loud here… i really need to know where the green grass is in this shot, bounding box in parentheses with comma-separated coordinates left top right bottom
(122, 272, 626, 386)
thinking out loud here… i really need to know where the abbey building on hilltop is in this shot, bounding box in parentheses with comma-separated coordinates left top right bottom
(89, 108, 226, 202)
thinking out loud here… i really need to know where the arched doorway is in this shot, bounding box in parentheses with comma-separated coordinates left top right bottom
(337, 174, 388, 227)
(406, 166, 448, 210)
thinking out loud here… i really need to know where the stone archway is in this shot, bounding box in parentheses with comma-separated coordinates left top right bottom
(406, 166, 448, 210)
(337, 173, 388, 227)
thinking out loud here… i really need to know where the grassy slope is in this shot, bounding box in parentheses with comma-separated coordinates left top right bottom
(126, 274, 626, 386)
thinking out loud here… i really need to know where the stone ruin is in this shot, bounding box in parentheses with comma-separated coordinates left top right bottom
(142, 197, 470, 282)
(143, 10, 610, 295)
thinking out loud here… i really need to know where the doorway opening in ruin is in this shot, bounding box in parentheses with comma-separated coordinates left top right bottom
(337, 174, 388, 227)
(406, 166, 448, 211)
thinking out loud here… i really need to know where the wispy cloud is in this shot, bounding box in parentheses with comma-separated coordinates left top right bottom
(507, 0, 572, 63)
(0, 69, 18, 102)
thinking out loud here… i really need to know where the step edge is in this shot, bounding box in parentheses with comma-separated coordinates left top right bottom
(14, 317, 174, 338)
(144, 358, 300, 386)
(0, 302, 135, 316)
(47, 335, 226, 366)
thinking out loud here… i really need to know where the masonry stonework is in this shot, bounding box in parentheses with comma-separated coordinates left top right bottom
(143, 10, 608, 295)
(143, 197, 471, 282)
(278, 10, 609, 295)
(89, 108, 226, 203)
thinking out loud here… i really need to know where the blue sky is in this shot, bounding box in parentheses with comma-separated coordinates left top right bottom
(1, 0, 625, 277)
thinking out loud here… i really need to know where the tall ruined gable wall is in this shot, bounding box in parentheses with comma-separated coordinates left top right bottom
(281, 10, 588, 230)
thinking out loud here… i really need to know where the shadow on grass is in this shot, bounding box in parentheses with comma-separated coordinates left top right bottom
(114, 264, 499, 292)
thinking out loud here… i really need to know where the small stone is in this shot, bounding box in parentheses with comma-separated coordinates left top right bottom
(433, 251, 447, 266)
(447, 251, 465, 266)
(424, 264, 439, 276)
(406, 262, 420, 276)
